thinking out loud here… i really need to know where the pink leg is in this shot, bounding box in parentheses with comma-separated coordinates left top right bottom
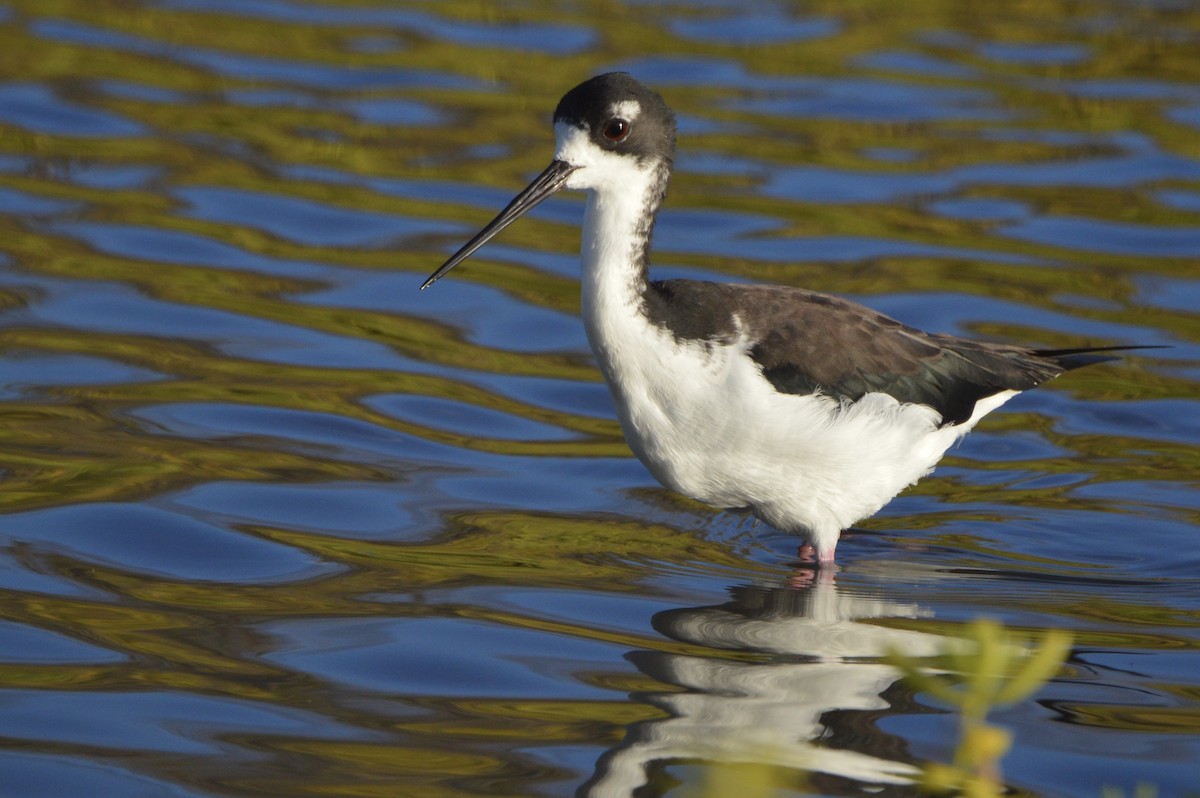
(798, 539, 837, 566)
(789, 548, 837, 588)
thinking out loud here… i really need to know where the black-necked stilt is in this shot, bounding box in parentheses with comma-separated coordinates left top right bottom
(422, 72, 1145, 564)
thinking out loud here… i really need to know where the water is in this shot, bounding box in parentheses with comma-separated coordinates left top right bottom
(0, 1, 1197, 796)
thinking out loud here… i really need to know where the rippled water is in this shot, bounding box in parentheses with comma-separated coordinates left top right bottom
(1, 2, 1198, 796)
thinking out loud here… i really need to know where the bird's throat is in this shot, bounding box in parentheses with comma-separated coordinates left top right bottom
(579, 162, 670, 331)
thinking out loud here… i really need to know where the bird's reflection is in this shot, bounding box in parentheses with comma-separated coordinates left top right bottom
(580, 570, 947, 796)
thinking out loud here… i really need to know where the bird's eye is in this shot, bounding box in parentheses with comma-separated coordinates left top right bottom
(602, 118, 630, 142)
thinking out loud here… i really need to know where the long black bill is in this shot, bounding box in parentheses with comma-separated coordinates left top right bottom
(421, 159, 578, 290)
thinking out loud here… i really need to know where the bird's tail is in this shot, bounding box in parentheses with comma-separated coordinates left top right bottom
(1036, 345, 1167, 371)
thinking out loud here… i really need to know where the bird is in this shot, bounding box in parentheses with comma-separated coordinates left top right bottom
(421, 72, 1146, 565)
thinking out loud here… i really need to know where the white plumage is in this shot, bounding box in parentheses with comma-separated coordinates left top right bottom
(423, 73, 1138, 564)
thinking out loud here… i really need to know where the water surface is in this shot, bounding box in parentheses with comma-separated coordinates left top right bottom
(0, 1, 1197, 796)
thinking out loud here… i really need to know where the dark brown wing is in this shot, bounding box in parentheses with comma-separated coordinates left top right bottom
(643, 279, 1125, 425)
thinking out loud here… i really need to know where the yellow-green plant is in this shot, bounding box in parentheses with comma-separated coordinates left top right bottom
(1100, 785, 1158, 798)
(700, 758, 803, 798)
(888, 618, 1073, 797)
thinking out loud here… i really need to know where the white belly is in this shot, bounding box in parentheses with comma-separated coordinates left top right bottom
(586, 311, 1013, 554)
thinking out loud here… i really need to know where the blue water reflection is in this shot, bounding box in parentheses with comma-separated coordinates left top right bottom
(1, 503, 333, 581)
(0, 83, 144, 137)
(0, 1, 1197, 797)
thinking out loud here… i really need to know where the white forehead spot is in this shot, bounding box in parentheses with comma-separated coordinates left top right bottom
(610, 99, 641, 121)
(554, 121, 601, 174)
(554, 121, 591, 161)
(554, 120, 588, 152)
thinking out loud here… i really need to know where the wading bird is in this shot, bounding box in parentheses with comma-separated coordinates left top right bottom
(423, 73, 1142, 564)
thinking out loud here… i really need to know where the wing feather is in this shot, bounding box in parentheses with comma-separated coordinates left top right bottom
(643, 280, 1111, 425)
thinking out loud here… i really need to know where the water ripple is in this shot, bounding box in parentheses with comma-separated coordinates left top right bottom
(0, 1, 1197, 796)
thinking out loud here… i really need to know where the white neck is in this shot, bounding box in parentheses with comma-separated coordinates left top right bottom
(552, 121, 668, 363)
(580, 186, 651, 341)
